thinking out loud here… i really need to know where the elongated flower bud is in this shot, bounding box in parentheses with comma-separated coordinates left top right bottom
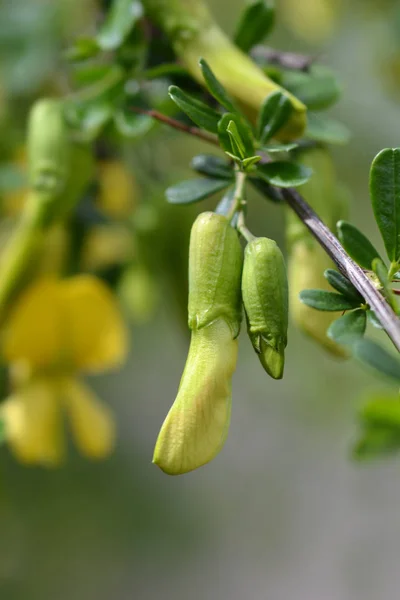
(188, 211, 243, 336)
(27, 99, 70, 201)
(153, 318, 237, 475)
(288, 241, 347, 357)
(286, 147, 349, 357)
(153, 212, 243, 475)
(242, 238, 288, 379)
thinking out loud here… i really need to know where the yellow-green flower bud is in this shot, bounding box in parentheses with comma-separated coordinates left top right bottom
(188, 211, 243, 336)
(27, 99, 70, 201)
(286, 147, 349, 357)
(153, 211, 243, 475)
(242, 238, 288, 379)
(288, 241, 348, 357)
(153, 318, 237, 475)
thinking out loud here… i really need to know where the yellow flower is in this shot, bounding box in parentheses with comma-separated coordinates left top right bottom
(0, 275, 128, 466)
(97, 160, 137, 219)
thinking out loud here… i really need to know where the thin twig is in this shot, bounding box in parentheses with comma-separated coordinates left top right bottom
(281, 187, 400, 352)
(129, 106, 220, 146)
(251, 46, 316, 72)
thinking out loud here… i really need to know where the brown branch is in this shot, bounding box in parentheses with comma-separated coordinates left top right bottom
(129, 106, 220, 146)
(281, 188, 400, 352)
(251, 46, 316, 72)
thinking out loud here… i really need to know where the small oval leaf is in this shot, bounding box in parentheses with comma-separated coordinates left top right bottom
(282, 66, 341, 111)
(352, 338, 400, 382)
(168, 86, 221, 133)
(166, 178, 230, 204)
(257, 91, 293, 143)
(190, 154, 233, 180)
(370, 148, 400, 262)
(337, 220, 383, 269)
(97, 0, 143, 50)
(199, 59, 237, 112)
(257, 161, 311, 187)
(234, 0, 275, 52)
(327, 309, 366, 345)
(324, 269, 363, 301)
(218, 112, 254, 158)
(299, 289, 361, 311)
(306, 113, 350, 145)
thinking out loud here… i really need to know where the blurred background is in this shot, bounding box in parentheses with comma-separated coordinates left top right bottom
(1, 0, 400, 599)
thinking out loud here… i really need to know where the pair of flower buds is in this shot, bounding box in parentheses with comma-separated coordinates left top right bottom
(153, 211, 288, 475)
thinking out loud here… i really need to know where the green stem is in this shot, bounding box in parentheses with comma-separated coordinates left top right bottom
(237, 212, 255, 243)
(227, 170, 246, 221)
(0, 192, 48, 321)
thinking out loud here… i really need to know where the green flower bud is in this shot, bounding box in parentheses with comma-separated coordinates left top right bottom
(242, 238, 288, 379)
(286, 147, 350, 357)
(27, 99, 70, 201)
(153, 318, 237, 475)
(188, 211, 243, 336)
(153, 212, 243, 475)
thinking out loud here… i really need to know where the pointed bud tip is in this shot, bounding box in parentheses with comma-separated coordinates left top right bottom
(259, 339, 285, 380)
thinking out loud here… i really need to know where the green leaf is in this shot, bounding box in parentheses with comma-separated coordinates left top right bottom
(262, 142, 298, 153)
(327, 309, 366, 345)
(256, 161, 311, 188)
(352, 338, 400, 382)
(324, 269, 363, 301)
(165, 178, 230, 204)
(234, 0, 275, 53)
(353, 424, 400, 461)
(0, 419, 4, 445)
(227, 120, 247, 159)
(367, 310, 383, 330)
(190, 154, 233, 180)
(299, 289, 361, 311)
(353, 395, 400, 461)
(65, 101, 114, 140)
(97, 0, 143, 50)
(199, 59, 237, 112)
(227, 119, 255, 159)
(168, 86, 221, 134)
(114, 110, 153, 138)
(218, 113, 254, 158)
(144, 63, 189, 80)
(282, 66, 341, 111)
(360, 395, 400, 428)
(65, 37, 99, 62)
(242, 155, 262, 171)
(306, 112, 350, 145)
(337, 220, 383, 269)
(257, 91, 293, 143)
(370, 148, 400, 262)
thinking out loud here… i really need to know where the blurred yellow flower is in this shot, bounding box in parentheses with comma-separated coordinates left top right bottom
(0, 275, 128, 466)
(97, 160, 137, 219)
